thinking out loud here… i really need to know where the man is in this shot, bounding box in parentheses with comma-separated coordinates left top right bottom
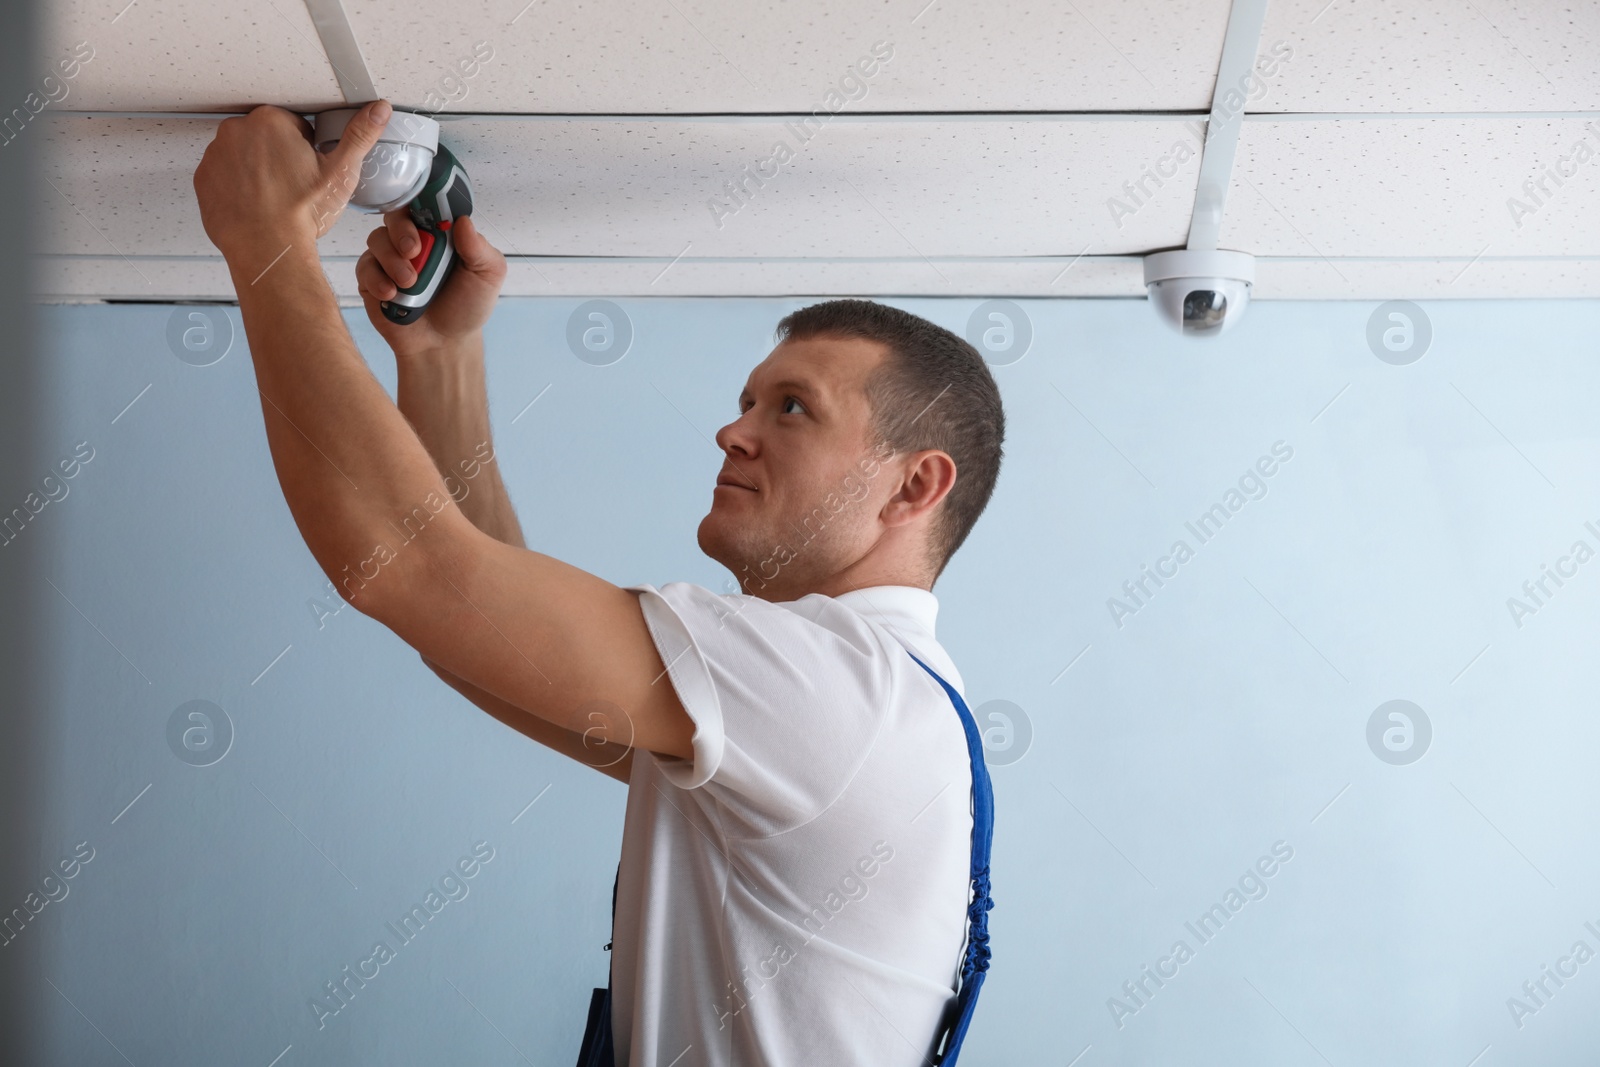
(194, 99, 1005, 1065)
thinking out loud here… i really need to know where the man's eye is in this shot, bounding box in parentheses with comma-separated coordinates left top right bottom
(782, 396, 806, 415)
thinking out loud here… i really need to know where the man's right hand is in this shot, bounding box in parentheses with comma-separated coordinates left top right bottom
(355, 210, 507, 357)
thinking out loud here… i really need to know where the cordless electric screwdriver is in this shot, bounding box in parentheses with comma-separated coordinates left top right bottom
(379, 142, 473, 325)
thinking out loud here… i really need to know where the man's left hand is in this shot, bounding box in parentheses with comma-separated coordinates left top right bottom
(193, 98, 395, 262)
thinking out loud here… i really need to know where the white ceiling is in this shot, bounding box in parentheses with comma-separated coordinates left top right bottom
(30, 0, 1600, 302)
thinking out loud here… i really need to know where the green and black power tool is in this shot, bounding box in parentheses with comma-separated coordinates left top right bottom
(311, 107, 473, 325)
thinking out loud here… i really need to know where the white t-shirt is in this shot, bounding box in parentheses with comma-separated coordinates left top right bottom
(610, 581, 976, 1067)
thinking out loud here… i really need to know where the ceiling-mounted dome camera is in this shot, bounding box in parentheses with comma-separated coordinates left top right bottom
(311, 108, 440, 214)
(1142, 249, 1255, 338)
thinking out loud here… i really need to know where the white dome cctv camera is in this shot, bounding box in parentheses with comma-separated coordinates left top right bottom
(311, 108, 440, 213)
(1142, 249, 1256, 338)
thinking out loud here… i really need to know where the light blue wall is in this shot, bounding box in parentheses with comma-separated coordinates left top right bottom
(18, 295, 1600, 1065)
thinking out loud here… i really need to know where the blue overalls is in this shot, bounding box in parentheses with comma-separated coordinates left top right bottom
(577, 648, 995, 1066)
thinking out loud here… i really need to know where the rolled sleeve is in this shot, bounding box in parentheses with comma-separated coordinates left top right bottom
(627, 581, 893, 837)
(630, 583, 727, 790)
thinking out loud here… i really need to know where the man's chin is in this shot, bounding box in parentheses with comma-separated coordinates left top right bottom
(696, 514, 746, 570)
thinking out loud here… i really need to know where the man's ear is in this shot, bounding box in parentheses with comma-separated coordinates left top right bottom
(880, 449, 956, 529)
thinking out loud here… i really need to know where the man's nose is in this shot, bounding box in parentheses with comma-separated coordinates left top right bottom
(714, 414, 758, 458)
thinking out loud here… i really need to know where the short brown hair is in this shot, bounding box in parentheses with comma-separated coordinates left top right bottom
(774, 299, 1006, 580)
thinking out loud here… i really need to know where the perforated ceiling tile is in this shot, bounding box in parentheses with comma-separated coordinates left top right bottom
(344, 0, 1231, 113)
(40, 0, 344, 112)
(1220, 118, 1600, 258)
(438, 116, 1201, 258)
(1256, 0, 1600, 112)
(38, 117, 219, 260)
(27, 1, 1597, 302)
(36, 115, 1202, 261)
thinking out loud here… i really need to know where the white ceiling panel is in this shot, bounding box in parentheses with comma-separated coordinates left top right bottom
(1256, 0, 1600, 112)
(1222, 117, 1600, 257)
(41, 0, 344, 112)
(434, 116, 1199, 258)
(35, 0, 1235, 115)
(341, 0, 1230, 114)
(36, 115, 1201, 260)
(24, 0, 1599, 302)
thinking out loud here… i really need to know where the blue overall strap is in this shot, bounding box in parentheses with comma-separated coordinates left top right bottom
(906, 651, 994, 1065)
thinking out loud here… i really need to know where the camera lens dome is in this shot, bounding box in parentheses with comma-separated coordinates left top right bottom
(1182, 290, 1228, 336)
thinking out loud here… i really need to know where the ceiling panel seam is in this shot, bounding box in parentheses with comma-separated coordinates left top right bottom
(33, 254, 1600, 263)
(41, 111, 1600, 123)
(1254, 111, 1600, 121)
(43, 111, 1209, 123)
(302, 0, 377, 103)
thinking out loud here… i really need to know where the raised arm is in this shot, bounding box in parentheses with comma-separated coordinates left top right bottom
(192, 101, 688, 780)
(356, 205, 634, 782)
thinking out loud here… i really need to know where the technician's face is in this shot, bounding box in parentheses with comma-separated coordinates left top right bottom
(699, 334, 892, 600)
